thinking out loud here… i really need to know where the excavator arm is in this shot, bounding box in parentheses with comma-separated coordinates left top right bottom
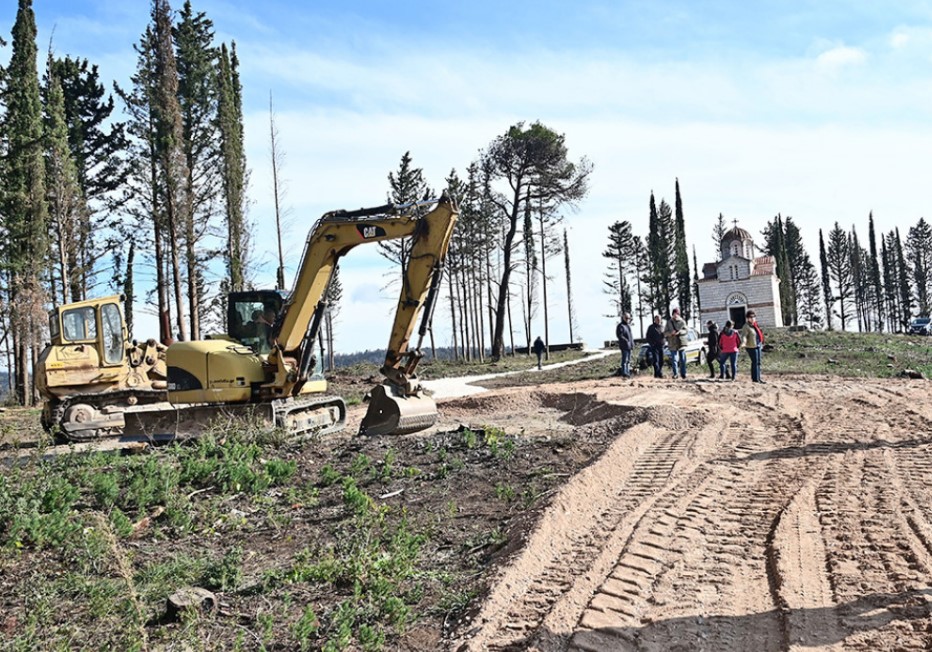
(267, 193, 458, 435)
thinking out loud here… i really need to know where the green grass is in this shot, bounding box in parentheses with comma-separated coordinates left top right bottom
(479, 328, 932, 387)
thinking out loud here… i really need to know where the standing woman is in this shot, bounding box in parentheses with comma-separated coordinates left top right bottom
(718, 320, 740, 380)
(740, 310, 765, 383)
(705, 320, 720, 379)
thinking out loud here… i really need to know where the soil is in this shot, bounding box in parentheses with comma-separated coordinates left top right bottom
(5, 372, 932, 651)
(437, 374, 932, 652)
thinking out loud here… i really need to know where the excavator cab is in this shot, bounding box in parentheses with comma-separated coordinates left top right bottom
(227, 290, 286, 355)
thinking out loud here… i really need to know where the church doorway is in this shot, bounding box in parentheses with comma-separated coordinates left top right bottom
(730, 306, 747, 329)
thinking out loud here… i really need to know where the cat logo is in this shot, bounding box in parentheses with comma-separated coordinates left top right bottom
(357, 224, 386, 239)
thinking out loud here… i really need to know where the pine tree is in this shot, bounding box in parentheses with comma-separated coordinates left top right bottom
(783, 217, 810, 327)
(849, 226, 865, 331)
(673, 178, 691, 318)
(712, 212, 727, 254)
(826, 223, 853, 330)
(481, 122, 591, 360)
(906, 218, 932, 316)
(116, 22, 170, 339)
(381, 151, 430, 281)
(603, 220, 634, 318)
(48, 55, 130, 295)
(881, 235, 899, 332)
(895, 228, 912, 328)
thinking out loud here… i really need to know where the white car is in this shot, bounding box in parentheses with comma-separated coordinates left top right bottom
(636, 327, 706, 371)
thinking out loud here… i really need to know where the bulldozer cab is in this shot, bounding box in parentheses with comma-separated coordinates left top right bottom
(227, 290, 286, 356)
(48, 295, 125, 366)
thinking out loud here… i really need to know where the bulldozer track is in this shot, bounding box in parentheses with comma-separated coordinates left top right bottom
(453, 377, 932, 652)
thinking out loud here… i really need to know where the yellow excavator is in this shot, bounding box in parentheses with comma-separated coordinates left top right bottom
(36, 193, 458, 442)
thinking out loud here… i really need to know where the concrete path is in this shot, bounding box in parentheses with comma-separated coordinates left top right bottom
(422, 349, 614, 399)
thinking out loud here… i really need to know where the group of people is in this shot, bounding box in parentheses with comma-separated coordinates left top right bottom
(703, 311, 765, 382)
(615, 309, 766, 383)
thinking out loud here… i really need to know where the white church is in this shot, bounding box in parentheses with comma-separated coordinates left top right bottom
(697, 224, 783, 330)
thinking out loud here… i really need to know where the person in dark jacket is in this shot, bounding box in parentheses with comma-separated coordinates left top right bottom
(616, 312, 634, 378)
(533, 336, 546, 370)
(705, 320, 721, 379)
(646, 314, 665, 378)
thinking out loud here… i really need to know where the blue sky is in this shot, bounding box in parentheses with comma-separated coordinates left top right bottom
(3, 1, 932, 350)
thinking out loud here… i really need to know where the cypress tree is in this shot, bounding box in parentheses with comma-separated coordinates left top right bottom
(819, 229, 834, 330)
(673, 178, 691, 318)
(217, 41, 249, 293)
(867, 213, 884, 330)
(3, 0, 49, 404)
(44, 53, 88, 305)
(152, 0, 191, 341)
(849, 226, 867, 332)
(646, 193, 674, 315)
(175, 0, 221, 339)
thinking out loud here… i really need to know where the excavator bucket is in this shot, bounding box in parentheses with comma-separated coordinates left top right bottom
(359, 383, 438, 436)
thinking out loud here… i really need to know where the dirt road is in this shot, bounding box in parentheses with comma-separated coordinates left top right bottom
(447, 374, 932, 651)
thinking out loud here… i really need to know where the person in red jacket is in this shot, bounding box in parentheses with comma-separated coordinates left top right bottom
(718, 320, 741, 380)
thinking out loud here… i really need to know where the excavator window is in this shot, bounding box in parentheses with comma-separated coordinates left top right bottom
(62, 306, 97, 342)
(229, 298, 278, 355)
(100, 303, 124, 365)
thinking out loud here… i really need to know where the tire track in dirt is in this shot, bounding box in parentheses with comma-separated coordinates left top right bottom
(452, 378, 932, 652)
(565, 397, 816, 652)
(455, 400, 707, 651)
(809, 383, 932, 651)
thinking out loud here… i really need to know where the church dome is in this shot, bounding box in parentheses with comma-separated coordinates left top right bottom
(720, 223, 755, 260)
(722, 225, 753, 242)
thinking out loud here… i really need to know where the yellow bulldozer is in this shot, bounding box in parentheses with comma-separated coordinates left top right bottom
(36, 193, 458, 442)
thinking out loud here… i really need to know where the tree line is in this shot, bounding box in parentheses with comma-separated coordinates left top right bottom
(1, 0, 248, 404)
(602, 182, 932, 337)
(0, 0, 593, 403)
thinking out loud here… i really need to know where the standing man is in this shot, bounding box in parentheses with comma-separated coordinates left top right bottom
(616, 313, 634, 378)
(664, 308, 688, 379)
(740, 310, 765, 383)
(533, 335, 546, 370)
(705, 320, 721, 379)
(646, 314, 666, 378)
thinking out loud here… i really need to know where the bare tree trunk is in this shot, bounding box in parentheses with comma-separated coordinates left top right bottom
(538, 208, 550, 361)
(270, 93, 287, 290)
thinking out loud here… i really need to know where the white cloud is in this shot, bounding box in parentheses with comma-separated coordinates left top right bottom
(890, 32, 911, 49)
(815, 45, 867, 71)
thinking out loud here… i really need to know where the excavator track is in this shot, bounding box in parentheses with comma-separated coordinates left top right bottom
(49, 388, 171, 443)
(49, 391, 347, 444)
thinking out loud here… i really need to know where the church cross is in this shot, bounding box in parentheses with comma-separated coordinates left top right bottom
(732, 218, 739, 228)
